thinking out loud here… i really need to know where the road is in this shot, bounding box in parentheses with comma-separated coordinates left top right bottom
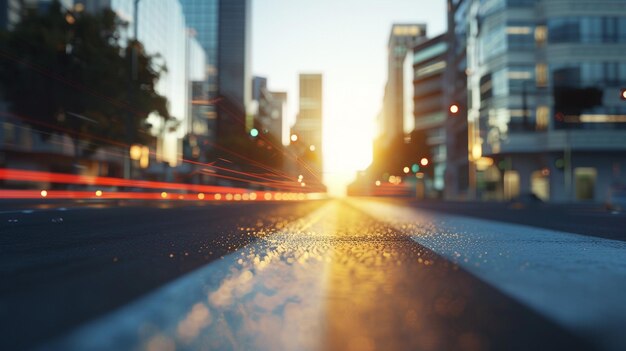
(1, 198, 625, 350)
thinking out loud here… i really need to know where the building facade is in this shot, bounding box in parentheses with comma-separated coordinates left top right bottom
(444, 0, 471, 200)
(180, 0, 251, 145)
(412, 34, 448, 194)
(380, 23, 427, 149)
(293, 73, 323, 174)
(251, 76, 285, 145)
(454, 0, 626, 203)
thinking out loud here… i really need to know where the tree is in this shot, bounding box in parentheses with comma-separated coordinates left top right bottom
(0, 1, 169, 159)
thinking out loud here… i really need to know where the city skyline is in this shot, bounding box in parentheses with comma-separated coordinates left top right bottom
(3, 2, 626, 350)
(252, 0, 446, 195)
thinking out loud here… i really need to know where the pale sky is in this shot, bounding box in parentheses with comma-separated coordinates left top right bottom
(252, 0, 447, 196)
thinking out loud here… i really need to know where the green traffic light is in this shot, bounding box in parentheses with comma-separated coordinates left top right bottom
(411, 164, 419, 173)
(250, 128, 259, 137)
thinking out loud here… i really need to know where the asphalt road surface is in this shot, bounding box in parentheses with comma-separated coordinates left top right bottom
(1, 198, 624, 351)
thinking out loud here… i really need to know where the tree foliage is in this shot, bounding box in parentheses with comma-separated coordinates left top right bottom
(0, 1, 169, 155)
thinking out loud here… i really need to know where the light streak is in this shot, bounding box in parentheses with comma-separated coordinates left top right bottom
(0, 189, 323, 201)
(0, 168, 249, 194)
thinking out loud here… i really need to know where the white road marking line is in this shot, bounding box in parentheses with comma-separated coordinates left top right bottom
(45, 204, 335, 351)
(351, 199, 626, 351)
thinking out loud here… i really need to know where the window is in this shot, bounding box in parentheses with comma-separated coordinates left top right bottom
(480, 23, 507, 62)
(548, 17, 626, 44)
(507, 25, 534, 50)
(535, 63, 547, 87)
(535, 25, 547, 46)
(492, 69, 508, 97)
(536, 106, 549, 130)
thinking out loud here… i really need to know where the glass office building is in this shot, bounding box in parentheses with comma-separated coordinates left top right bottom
(79, 0, 204, 166)
(457, 0, 626, 202)
(179, 0, 219, 96)
(180, 0, 251, 136)
(444, 0, 471, 199)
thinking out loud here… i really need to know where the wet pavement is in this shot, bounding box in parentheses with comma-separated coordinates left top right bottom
(2, 199, 598, 350)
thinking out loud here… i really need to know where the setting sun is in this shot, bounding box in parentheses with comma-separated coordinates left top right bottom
(323, 107, 375, 196)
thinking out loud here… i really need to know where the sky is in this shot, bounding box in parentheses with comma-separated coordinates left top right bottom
(252, 0, 447, 196)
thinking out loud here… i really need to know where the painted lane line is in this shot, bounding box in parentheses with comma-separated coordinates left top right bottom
(43, 204, 334, 351)
(350, 199, 626, 351)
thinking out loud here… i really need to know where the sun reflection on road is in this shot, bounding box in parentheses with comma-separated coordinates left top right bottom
(55, 200, 535, 351)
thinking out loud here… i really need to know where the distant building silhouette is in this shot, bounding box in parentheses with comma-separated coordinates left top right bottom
(251, 76, 286, 145)
(293, 73, 323, 175)
(379, 24, 427, 149)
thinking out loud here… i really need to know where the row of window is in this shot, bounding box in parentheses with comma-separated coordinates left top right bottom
(482, 63, 626, 100)
(548, 17, 626, 44)
(479, 0, 537, 17)
(552, 62, 626, 87)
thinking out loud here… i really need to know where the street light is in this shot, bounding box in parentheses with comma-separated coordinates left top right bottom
(129, 144, 142, 160)
(621, 88, 626, 100)
(449, 104, 460, 115)
(290, 134, 298, 142)
(420, 157, 429, 167)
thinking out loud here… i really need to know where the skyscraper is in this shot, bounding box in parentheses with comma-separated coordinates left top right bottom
(179, 0, 219, 95)
(293, 73, 323, 173)
(251, 77, 285, 145)
(180, 0, 252, 143)
(380, 23, 427, 148)
(412, 34, 448, 194)
(444, 0, 470, 200)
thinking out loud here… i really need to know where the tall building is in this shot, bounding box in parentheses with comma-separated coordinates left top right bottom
(412, 33, 448, 194)
(251, 76, 285, 145)
(179, 0, 218, 95)
(293, 73, 323, 173)
(217, 0, 251, 129)
(180, 0, 252, 142)
(451, 0, 626, 202)
(183, 32, 210, 165)
(271, 91, 288, 146)
(444, 0, 470, 200)
(380, 23, 427, 148)
(79, 0, 204, 166)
